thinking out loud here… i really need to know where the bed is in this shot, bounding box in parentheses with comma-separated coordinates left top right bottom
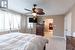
(0, 32, 48, 50)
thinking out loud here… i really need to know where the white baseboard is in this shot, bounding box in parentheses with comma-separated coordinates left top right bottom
(53, 35, 65, 40)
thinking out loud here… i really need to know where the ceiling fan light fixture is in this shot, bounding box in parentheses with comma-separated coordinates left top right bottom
(37, 12, 45, 15)
(32, 12, 37, 16)
(32, 8, 36, 13)
(24, 4, 45, 16)
(35, 8, 43, 12)
(35, 8, 45, 15)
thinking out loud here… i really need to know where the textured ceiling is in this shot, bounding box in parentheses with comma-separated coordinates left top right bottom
(8, 0, 75, 15)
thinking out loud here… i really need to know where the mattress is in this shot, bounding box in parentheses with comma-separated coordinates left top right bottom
(0, 32, 48, 50)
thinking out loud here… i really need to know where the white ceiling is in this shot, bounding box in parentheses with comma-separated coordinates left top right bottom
(8, 0, 75, 15)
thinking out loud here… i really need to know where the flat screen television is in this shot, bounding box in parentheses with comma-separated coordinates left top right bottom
(29, 18, 37, 23)
(29, 18, 33, 23)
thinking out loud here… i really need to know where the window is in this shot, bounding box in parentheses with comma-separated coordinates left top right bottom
(0, 10, 21, 32)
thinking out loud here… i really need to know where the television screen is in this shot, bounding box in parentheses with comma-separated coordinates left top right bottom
(29, 18, 33, 23)
(29, 18, 37, 23)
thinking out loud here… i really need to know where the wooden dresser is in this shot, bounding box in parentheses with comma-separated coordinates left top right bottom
(66, 36, 75, 50)
(36, 24, 44, 36)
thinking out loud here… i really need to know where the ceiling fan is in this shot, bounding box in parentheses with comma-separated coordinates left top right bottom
(24, 4, 45, 16)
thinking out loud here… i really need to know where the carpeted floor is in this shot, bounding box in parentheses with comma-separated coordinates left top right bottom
(46, 37, 66, 50)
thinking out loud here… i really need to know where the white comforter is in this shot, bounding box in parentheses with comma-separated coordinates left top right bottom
(0, 32, 48, 50)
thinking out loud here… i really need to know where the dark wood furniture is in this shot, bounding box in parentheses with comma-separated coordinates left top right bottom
(36, 23, 47, 50)
(36, 24, 44, 36)
(66, 36, 75, 50)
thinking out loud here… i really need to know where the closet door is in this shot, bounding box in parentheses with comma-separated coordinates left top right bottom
(36, 24, 44, 36)
(64, 12, 72, 37)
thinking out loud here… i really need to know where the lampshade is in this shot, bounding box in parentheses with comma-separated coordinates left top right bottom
(32, 12, 37, 20)
(32, 13, 37, 16)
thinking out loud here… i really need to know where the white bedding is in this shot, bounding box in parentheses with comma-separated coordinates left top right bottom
(0, 32, 48, 50)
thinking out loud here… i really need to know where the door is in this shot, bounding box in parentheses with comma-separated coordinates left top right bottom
(44, 19, 53, 38)
(64, 12, 72, 37)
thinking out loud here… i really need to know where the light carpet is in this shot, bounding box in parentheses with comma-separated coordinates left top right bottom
(46, 37, 66, 50)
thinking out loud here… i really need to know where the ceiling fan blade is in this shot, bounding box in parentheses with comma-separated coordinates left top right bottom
(25, 12, 32, 14)
(24, 8, 31, 11)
